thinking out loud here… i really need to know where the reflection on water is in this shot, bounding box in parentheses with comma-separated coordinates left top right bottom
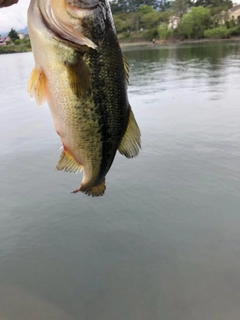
(126, 42, 240, 98)
(1, 41, 240, 319)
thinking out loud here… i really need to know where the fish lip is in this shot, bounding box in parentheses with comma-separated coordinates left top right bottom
(69, 3, 98, 10)
(65, 0, 100, 10)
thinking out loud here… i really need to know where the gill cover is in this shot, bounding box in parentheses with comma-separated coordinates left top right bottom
(38, 0, 106, 49)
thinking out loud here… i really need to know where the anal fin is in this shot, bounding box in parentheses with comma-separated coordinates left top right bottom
(118, 107, 141, 158)
(56, 151, 83, 173)
(27, 66, 47, 106)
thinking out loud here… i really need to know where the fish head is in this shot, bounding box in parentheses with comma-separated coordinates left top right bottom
(35, 0, 110, 49)
(65, 0, 109, 45)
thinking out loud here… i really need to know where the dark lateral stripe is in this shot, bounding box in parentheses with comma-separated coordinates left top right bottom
(86, 21, 128, 182)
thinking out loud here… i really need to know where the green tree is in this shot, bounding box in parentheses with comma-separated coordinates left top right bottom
(173, 0, 188, 18)
(114, 16, 127, 32)
(137, 5, 156, 29)
(181, 6, 211, 38)
(110, 0, 168, 12)
(137, 4, 155, 14)
(8, 28, 19, 41)
(110, 0, 122, 14)
(113, 12, 137, 32)
(140, 11, 159, 28)
(159, 0, 171, 10)
(139, 7, 172, 28)
(194, 0, 232, 8)
(158, 23, 174, 38)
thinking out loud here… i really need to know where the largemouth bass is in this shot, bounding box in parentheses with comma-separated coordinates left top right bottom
(27, 0, 141, 196)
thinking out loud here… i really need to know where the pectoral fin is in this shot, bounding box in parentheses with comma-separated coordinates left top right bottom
(27, 67, 47, 106)
(65, 51, 92, 98)
(56, 150, 83, 173)
(118, 107, 141, 158)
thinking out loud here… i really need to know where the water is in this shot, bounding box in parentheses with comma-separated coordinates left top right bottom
(1, 41, 240, 319)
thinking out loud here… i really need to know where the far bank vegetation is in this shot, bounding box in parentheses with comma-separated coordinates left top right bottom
(0, 28, 31, 53)
(112, 0, 240, 42)
(1, 0, 239, 54)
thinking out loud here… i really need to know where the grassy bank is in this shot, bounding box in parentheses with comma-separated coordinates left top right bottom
(0, 45, 31, 54)
(0, 38, 31, 54)
(1, 35, 240, 54)
(119, 33, 240, 45)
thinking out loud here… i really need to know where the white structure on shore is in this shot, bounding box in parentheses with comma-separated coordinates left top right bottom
(168, 3, 240, 29)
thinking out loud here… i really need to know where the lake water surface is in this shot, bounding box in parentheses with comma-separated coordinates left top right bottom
(1, 41, 240, 319)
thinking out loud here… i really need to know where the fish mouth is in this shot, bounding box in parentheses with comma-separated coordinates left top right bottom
(65, 0, 100, 10)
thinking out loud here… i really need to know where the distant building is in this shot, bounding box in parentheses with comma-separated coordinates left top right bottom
(168, 16, 180, 29)
(17, 33, 25, 40)
(211, 4, 240, 25)
(213, 10, 229, 25)
(168, 3, 240, 29)
(0, 36, 10, 46)
(229, 4, 240, 23)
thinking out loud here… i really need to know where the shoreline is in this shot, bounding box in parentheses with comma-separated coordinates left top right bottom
(1, 36, 240, 54)
(119, 36, 240, 48)
(0, 47, 31, 54)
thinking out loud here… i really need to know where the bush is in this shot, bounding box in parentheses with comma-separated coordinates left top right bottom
(158, 24, 173, 40)
(125, 32, 131, 38)
(147, 27, 160, 40)
(114, 16, 128, 33)
(181, 6, 211, 39)
(228, 19, 236, 28)
(228, 26, 240, 36)
(23, 39, 31, 49)
(204, 26, 230, 39)
(14, 39, 21, 45)
(140, 11, 160, 29)
(173, 27, 185, 40)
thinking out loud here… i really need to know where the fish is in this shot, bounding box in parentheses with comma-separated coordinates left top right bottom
(27, 0, 141, 196)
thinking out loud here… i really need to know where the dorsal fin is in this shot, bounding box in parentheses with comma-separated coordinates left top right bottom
(118, 107, 141, 158)
(122, 54, 129, 84)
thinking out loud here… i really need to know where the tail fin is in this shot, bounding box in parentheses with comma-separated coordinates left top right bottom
(72, 179, 106, 197)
